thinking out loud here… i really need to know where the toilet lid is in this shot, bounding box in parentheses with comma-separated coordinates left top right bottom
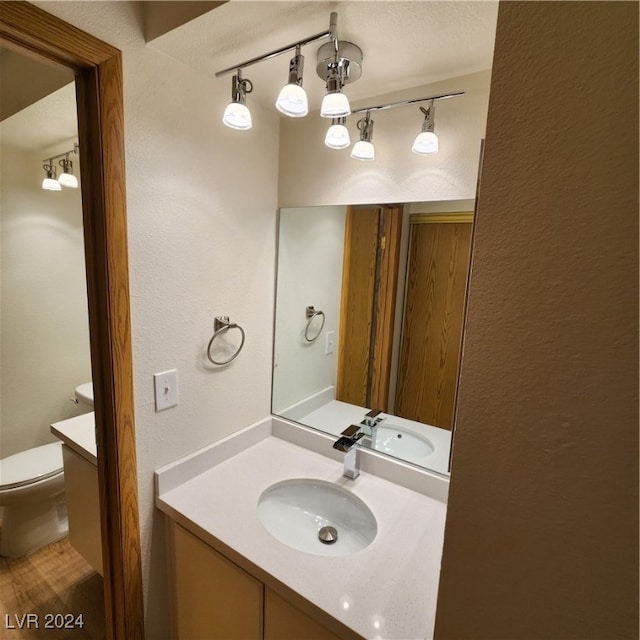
(0, 442, 63, 490)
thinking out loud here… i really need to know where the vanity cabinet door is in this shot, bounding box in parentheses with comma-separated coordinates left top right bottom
(264, 588, 345, 640)
(171, 522, 263, 640)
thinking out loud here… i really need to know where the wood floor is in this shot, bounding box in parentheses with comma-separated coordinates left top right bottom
(0, 537, 105, 639)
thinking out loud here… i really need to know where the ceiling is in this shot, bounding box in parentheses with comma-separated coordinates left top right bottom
(0, 53, 77, 154)
(150, 1, 499, 110)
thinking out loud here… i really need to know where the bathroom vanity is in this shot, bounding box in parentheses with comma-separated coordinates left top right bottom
(156, 417, 448, 640)
(51, 412, 102, 574)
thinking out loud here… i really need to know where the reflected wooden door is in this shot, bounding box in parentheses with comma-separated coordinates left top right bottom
(395, 214, 472, 429)
(336, 205, 402, 410)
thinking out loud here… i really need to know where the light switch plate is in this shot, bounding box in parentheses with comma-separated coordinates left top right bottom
(154, 369, 178, 411)
(325, 331, 335, 355)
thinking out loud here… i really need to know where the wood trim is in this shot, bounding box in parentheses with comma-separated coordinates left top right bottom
(336, 206, 379, 406)
(0, 3, 144, 640)
(371, 206, 403, 410)
(0, 1, 118, 67)
(410, 212, 474, 224)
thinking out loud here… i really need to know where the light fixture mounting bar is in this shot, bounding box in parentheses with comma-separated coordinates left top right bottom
(215, 12, 338, 78)
(42, 142, 79, 164)
(350, 91, 465, 115)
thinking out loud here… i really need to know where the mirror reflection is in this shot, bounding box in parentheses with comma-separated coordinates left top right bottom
(0, 45, 105, 634)
(273, 202, 474, 474)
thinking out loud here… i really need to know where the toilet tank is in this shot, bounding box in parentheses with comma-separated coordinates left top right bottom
(74, 382, 94, 410)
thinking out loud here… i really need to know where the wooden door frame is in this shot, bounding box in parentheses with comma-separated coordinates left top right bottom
(336, 205, 403, 410)
(0, 3, 144, 639)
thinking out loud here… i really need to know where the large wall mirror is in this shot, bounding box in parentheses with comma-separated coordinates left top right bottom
(273, 201, 475, 474)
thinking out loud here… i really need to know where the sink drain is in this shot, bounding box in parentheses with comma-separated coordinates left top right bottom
(318, 526, 338, 545)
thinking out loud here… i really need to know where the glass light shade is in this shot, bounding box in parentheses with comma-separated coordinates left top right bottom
(58, 172, 78, 188)
(350, 140, 375, 161)
(320, 91, 351, 118)
(222, 102, 252, 130)
(275, 84, 308, 117)
(324, 123, 351, 149)
(42, 177, 61, 191)
(412, 131, 439, 155)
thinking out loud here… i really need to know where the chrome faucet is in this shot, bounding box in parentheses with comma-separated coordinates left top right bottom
(332, 424, 364, 479)
(360, 409, 385, 449)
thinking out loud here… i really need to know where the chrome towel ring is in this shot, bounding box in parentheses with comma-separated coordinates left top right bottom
(207, 316, 246, 365)
(304, 306, 325, 343)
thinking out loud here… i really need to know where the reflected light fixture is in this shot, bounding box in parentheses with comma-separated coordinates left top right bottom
(350, 112, 375, 160)
(223, 70, 253, 130)
(324, 116, 350, 149)
(41, 163, 61, 191)
(412, 100, 439, 155)
(275, 45, 308, 117)
(41, 142, 79, 191)
(58, 155, 78, 188)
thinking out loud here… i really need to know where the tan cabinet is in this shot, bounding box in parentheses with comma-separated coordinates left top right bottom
(171, 522, 262, 640)
(62, 445, 103, 574)
(264, 588, 343, 640)
(169, 521, 358, 640)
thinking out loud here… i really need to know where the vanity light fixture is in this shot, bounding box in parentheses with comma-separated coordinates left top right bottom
(41, 163, 61, 191)
(349, 91, 463, 160)
(58, 154, 78, 188)
(324, 116, 351, 149)
(320, 64, 351, 118)
(317, 33, 362, 119)
(412, 100, 439, 155)
(213, 11, 462, 160)
(215, 12, 362, 128)
(275, 46, 308, 118)
(41, 142, 79, 191)
(222, 70, 253, 130)
(350, 111, 375, 161)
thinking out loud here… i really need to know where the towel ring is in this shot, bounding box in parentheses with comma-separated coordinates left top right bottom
(207, 316, 246, 365)
(304, 306, 325, 343)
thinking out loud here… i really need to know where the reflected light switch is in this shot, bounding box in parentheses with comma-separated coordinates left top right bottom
(325, 331, 335, 355)
(154, 369, 178, 411)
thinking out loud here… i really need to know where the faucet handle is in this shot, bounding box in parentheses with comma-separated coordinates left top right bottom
(341, 424, 363, 439)
(362, 409, 385, 427)
(333, 425, 364, 452)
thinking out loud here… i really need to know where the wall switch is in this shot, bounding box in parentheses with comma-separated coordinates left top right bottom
(154, 369, 178, 411)
(325, 331, 335, 355)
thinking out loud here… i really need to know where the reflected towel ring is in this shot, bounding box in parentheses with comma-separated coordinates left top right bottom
(207, 316, 246, 365)
(304, 306, 326, 343)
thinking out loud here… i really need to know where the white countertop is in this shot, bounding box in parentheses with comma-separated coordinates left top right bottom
(51, 412, 97, 465)
(156, 420, 447, 640)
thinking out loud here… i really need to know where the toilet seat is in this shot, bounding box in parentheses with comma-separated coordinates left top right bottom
(0, 442, 63, 491)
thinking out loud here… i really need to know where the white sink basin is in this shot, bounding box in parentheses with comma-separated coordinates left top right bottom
(375, 425, 434, 461)
(257, 479, 377, 556)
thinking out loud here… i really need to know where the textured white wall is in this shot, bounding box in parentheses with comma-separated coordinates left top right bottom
(273, 205, 346, 413)
(278, 70, 491, 208)
(0, 144, 92, 458)
(35, 2, 279, 637)
(435, 2, 639, 637)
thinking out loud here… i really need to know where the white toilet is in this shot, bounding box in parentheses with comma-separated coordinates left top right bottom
(0, 442, 67, 557)
(0, 382, 94, 557)
(74, 381, 94, 412)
